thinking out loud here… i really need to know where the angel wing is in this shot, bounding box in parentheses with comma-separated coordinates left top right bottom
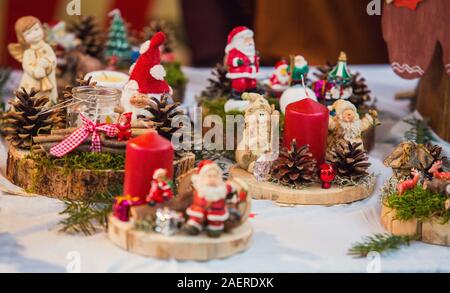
(8, 43, 24, 63)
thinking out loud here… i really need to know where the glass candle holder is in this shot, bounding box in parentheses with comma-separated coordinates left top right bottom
(67, 86, 121, 127)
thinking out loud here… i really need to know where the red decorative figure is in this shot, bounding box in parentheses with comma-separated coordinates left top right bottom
(225, 26, 260, 97)
(320, 163, 336, 189)
(117, 112, 132, 141)
(146, 168, 174, 205)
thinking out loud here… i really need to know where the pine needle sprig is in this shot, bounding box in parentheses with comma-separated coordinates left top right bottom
(348, 233, 419, 258)
(404, 117, 433, 144)
(58, 185, 122, 235)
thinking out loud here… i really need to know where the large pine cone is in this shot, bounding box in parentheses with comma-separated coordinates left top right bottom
(271, 139, 318, 187)
(327, 141, 371, 181)
(68, 16, 105, 59)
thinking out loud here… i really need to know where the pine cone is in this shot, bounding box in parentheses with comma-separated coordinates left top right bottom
(138, 95, 185, 141)
(2, 88, 60, 149)
(140, 20, 175, 53)
(271, 140, 318, 187)
(327, 141, 371, 181)
(201, 63, 231, 99)
(68, 16, 105, 59)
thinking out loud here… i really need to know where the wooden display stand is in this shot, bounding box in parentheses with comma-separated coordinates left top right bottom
(108, 216, 253, 261)
(6, 145, 195, 200)
(229, 166, 376, 205)
(381, 204, 450, 247)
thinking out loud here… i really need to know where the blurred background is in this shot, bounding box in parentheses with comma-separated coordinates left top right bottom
(0, 0, 388, 67)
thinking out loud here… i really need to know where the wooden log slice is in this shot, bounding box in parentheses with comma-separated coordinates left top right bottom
(6, 145, 195, 200)
(108, 215, 253, 261)
(380, 204, 450, 247)
(229, 166, 375, 205)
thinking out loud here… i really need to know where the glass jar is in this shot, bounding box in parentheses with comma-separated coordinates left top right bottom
(67, 86, 121, 127)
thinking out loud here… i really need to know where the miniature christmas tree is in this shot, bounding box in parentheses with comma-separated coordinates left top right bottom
(68, 16, 104, 59)
(327, 141, 371, 181)
(105, 9, 131, 63)
(2, 88, 60, 149)
(271, 139, 318, 187)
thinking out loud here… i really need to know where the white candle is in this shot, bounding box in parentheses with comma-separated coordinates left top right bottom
(85, 70, 129, 90)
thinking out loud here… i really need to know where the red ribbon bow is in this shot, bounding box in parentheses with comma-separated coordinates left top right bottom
(50, 114, 118, 157)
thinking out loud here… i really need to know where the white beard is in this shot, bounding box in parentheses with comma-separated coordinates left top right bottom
(339, 118, 362, 141)
(192, 175, 228, 202)
(235, 41, 255, 60)
(275, 70, 289, 84)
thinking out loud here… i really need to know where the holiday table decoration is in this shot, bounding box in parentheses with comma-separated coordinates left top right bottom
(266, 59, 289, 98)
(382, 0, 450, 142)
(84, 70, 129, 90)
(380, 140, 450, 247)
(104, 9, 131, 66)
(108, 161, 252, 260)
(8, 16, 58, 103)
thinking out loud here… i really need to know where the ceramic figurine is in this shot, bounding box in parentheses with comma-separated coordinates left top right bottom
(235, 93, 280, 173)
(185, 160, 239, 238)
(8, 16, 58, 103)
(327, 100, 378, 151)
(116, 112, 132, 141)
(224, 26, 260, 113)
(396, 169, 420, 195)
(326, 52, 353, 102)
(267, 59, 289, 96)
(146, 168, 174, 205)
(122, 31, 171, 118)
(279, 55, 317, 114)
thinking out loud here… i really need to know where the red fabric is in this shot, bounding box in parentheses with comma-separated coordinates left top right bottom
(146, 180, 173, 203)
(50, 114, 117, 157)
(393, 0, 422, 10)
(4, 0, 59, 67)
(225, 48, 259, 79)
(128, 31, 170, 94)
(110, 0, 154, 31)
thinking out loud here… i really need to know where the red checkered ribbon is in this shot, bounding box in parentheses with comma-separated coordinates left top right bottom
(50, 114, 118, 157)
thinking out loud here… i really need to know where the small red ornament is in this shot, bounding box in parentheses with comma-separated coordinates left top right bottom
(116, 112, 132, 141)
(320, 163, 336, 189)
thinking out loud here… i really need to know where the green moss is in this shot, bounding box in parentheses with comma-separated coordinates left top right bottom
(27, 152, 125, 174)
(384, 185, 450, 224)
(163, 62, 188, 88)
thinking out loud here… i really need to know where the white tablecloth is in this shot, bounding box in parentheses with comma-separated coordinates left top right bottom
(1, 65, 449, 273)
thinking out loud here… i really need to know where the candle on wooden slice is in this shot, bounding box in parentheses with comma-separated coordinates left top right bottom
(123, 131, 174, 202)
(283, 98, 329, 165)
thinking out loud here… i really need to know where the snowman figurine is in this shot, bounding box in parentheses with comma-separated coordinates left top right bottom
(122, 32, 172, 119)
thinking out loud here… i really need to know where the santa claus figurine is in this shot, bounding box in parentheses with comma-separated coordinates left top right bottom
(122, 31, 171, 118)
(268, 59, 289, 95)
(224, 26, 260, 112)
(116, 112, 132, 141)
(185, 160, 239, 238)
(327, 100, 379, 151)
(146, 168, 174, 205)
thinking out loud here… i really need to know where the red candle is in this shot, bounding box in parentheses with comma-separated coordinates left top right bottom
(123, 132, 174, 201)
(283, 98, 329, 165)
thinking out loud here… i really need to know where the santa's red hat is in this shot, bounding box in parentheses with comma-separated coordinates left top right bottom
(197, 160, 222, 176)
(120, 112, 132, 123)
(275, 60, 288, 69)
(225, 26, 254, 53)
(127, 31, 170, 95)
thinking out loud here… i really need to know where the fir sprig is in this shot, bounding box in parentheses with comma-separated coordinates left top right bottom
(404, 117, 433, 144)
(348, 233, 418, 258)
(58, 185, 122, 235)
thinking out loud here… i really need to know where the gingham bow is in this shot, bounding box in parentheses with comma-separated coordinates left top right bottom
(50, 114, 118, 157)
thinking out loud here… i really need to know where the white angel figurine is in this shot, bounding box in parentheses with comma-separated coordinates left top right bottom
(8, 16, 58, 103)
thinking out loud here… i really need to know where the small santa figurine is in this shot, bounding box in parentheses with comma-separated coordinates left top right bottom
(185, 160, 239, 238)
(224, 26, 260, 112)
(268, 59, 289, 94)
(327, 100, 378, 151)
(116, 112, 132, 141)
(146, 168, 174, 205)
(122, 31, 171, 118)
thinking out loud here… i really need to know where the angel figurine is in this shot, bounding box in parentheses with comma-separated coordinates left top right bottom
(8, 16, 58, 103)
